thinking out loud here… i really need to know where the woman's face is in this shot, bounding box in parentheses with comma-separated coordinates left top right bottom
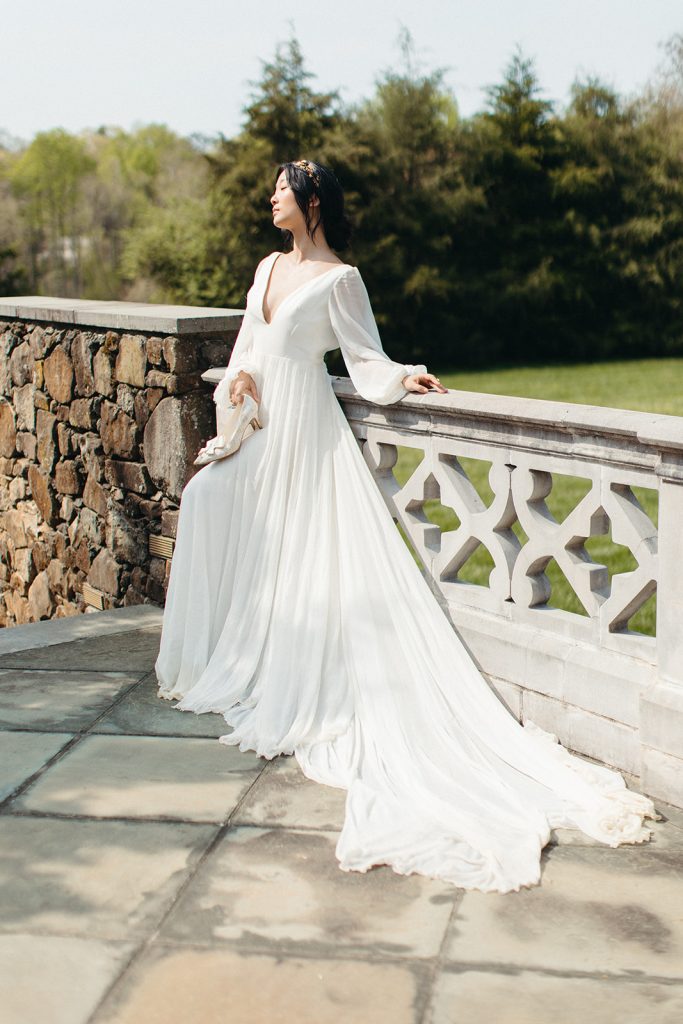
(270, 170, 312, 232)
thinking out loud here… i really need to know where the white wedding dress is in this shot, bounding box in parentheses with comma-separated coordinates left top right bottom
(154, 250, 658, 893)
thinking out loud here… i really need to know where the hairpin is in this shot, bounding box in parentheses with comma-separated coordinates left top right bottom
(293, 159, 321, 187)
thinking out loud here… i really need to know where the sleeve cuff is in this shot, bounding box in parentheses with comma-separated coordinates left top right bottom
(213, 361, 260, 406)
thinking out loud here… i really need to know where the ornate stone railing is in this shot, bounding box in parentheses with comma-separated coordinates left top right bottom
(325, 377, 681, 808)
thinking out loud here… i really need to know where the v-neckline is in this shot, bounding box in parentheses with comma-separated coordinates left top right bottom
(260, 252, 349, 325)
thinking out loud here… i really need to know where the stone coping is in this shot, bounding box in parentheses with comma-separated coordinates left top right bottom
(334, 378, 683, 454)
(202, 367, 683, 454)
(0, 296, 245, 334)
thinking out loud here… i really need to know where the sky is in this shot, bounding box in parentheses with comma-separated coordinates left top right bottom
(3, 0, 681, 146)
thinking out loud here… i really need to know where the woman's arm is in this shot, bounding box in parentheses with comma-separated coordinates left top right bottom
(213, 310, 260, 408)
(214, 256, 271, 408)
(328, 267, 445, 404)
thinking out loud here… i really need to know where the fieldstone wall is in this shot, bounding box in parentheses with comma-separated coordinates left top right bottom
(0, 297, 243, 626)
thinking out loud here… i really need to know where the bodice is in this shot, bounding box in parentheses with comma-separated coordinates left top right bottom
(246, 252, 351, 365)
(217, 250, 428, 408)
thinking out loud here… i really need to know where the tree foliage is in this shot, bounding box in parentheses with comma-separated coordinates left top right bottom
(1, 30, 682, 368)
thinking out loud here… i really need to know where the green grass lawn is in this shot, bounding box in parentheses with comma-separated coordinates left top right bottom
(392, 358, 681, 637)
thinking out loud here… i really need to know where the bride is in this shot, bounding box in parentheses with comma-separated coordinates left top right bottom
(154, 158, 658, 894)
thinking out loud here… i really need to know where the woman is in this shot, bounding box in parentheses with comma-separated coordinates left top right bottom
(155, 159, 658, 893)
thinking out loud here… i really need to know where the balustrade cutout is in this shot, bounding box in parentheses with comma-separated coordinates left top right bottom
(363, 435, 659, 640)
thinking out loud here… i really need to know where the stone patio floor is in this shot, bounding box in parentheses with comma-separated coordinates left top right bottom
(1, 604, 682, 1024)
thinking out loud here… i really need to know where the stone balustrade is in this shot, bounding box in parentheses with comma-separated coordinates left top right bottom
(315, 377, 683, 808)
(1, 296, 681, 808)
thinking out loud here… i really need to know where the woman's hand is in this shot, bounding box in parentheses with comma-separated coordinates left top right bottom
(229, 370, 259, 405)
(402, 372, 448, 395)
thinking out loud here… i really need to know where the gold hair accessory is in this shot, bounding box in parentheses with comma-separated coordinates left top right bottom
(293, 159, 321, 187)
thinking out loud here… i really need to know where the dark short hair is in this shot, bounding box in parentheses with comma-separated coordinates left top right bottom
(275, 160, 352, 251)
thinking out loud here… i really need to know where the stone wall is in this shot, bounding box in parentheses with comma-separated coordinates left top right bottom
(0, 297, 243, 626)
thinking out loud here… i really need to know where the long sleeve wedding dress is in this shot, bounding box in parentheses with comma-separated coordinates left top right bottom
(154, 250, 658, 894)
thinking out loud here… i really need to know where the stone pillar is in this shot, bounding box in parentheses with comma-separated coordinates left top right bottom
(641, 470, 683, 802)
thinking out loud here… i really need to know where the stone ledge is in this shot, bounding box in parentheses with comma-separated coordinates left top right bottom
(332, 376, 683, 456)
(0, 296, 245, 335)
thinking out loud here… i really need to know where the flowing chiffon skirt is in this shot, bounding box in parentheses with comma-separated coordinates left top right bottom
(155, 349, 659, 894)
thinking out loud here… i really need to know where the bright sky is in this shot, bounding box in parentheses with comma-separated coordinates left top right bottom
(3, 0, 681, 146)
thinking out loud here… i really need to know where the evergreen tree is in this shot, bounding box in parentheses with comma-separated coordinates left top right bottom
(330, 27, 462, 365)
(554, 77, 683, 360)
(203, 35, 343, 306)
(449, 49, 566, 365)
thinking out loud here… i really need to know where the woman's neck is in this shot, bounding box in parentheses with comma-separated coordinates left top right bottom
(287, 228, 334, 264)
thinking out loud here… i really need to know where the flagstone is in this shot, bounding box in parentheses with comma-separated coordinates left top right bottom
(92, 672, 228, 738)
(11, 734, 265, 822)
(0, 669, 142, 730)
(0, 626, 161, 672)
(0, 730, 72, 800)
(94, 945, 423, 1024)
(157, 824, 459, 959)
(443, 845, 683, 979)
(0, 816, 216, 940)
(1, 933, 135, 1024)
(233, 753, 347, 831)
(427, 967, 683, 1024)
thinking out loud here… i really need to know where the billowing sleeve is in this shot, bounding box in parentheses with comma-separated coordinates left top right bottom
(328, 267, 427, 405)
(213, 308, 260, 409)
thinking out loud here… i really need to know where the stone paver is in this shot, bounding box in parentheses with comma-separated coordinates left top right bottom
(657, 800, 683, 830)
(1, 934, 135, 1024)
(427, 968, 683, 1024)
(551, 813, 683, 851)
(0, 730, 72, 801)
(0, 626, 162, 672)
(0, 605, 162, 659)
(158, 824, 458, 959)
(95, 946, 425, 1024)
(444, 844, 683, 979)
(0, 605, 681, 1024)
(12, 733, 265, 822)
(0, 815, 216, 940)
(233, 752, 347, 830)
(91, 673, 227, 738)
(0, 669, 142, 730)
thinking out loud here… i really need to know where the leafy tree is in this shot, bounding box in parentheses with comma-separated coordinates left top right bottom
(1, 32, 682, 367)
(8, 128, 95, 294)
(0, 150, 29, 295)
(0, 244, 29, 295)
(105, 125, 211, 302)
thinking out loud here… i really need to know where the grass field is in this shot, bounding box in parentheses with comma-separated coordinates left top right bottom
(391, 358, 682, 637)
